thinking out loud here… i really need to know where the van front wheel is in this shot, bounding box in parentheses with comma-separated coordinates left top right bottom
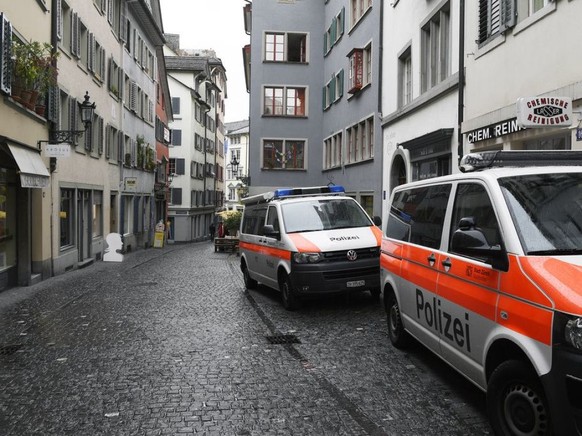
(281, 274, 299, 311)
(487, 360, 551, 436)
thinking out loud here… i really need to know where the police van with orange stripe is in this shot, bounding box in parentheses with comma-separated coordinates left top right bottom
(239, 186, 382, 310)
(381, 151, 582, 435)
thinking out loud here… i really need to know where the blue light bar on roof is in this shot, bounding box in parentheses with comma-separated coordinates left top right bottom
(272, 185, 346, 199)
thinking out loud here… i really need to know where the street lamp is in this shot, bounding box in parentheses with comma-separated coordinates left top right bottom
(49, 91, 96, 143)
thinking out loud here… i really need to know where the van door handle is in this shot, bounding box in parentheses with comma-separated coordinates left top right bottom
(442, 258, 452, 269)
(427, 254, 436, 266)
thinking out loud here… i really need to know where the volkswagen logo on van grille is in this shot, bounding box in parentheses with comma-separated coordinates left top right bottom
(346, 250, 358, 261)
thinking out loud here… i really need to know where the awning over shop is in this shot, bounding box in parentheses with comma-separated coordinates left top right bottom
(5, 142, 50, 188)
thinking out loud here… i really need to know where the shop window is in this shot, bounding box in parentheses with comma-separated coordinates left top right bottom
(60, 188, 75, 248)
(0, 169, 16, 271)
(92, 191, 102, 237)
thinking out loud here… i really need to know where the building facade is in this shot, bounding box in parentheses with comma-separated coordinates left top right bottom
(0, 1, 52, 291)
(381, 0, 461, 201)
(224, 119, 249, 210)
(165, 39, 226, 242)
(0, 0, 166, 292)
(462, 0, 582, 156)
(244, 0, 383, 217)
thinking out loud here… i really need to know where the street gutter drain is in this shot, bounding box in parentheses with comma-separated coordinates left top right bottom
(0, 345, 22, 356)
(266, 334, 301, 345)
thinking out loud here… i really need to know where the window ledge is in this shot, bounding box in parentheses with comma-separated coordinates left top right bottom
(513, 2, 557, 36)
(344, 157, 374, 168)
(262, 114, 308, 119)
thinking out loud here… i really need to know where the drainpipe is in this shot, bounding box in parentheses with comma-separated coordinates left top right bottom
(457, 0, 465, 164)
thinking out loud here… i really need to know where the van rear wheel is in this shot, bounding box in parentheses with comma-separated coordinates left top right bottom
(281, 274, 299, 311)
(242, 262, 258, 290)
(487, 360, 551, 436)
(385, 290, 410, 349)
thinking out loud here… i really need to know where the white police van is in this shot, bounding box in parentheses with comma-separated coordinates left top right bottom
(239, 186, 382, 310)
(381, 151, 582, 435)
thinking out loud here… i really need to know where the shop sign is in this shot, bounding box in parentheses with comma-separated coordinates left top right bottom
(45, 143, 70, 158)
(466, 118, 525, 144)
(516, 97, 572, 128)
(124, 177, 137, 192)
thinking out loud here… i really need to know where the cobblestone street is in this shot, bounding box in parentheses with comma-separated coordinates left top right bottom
(0, 242, 491, 435)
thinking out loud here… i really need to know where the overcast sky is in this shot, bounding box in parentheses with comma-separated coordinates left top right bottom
(160, 0, 250, 123)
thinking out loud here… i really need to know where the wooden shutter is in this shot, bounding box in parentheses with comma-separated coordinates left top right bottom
(501, 0, 516, 29)
(0, 13, 12, 95)
(56, 0, 62, 40)
(47, 85, 60, 123)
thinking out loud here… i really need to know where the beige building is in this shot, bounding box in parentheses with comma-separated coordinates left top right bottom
(0, 2, 52, 290)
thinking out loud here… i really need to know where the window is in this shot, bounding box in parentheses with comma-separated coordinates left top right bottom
(421, 4, 450, 93)
(398, 47, 412, 106)
(386, 184, 451, 249)
(360, 195, 373, 218)
(323, 70, 344, 109)
(324, 8, 345, 54)
(263, 139, 305, 170)
(530, 0, 548, 14)
(350, 0, 372, 27)
(108, 58, 122, 98)
(171, 129, 182, 146)
(263, 86, 306, 116)
(324, 131, 343, 170)
(264, 32, 307, 63)
(170, 188, 182, 205)
(92, 191, 103, 238)
(478, 0, 516, 45)
(346, 116, 374, 165)
(450, 183, 501, 257)
(60, 188, 75, 247)
(172, 97, 180, 115)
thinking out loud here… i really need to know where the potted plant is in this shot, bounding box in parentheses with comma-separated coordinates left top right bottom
(222, 210, 242, 236)
(11, 41, 58, 109)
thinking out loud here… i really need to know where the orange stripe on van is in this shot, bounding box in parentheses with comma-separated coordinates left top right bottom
(239, 241, 291, 260)
(518, 256, 582, 314)
(500, 256, 553, 309)
(288, 234, 321, 252)
(497, 294, 552, 345)
(370, 226, 383, 245)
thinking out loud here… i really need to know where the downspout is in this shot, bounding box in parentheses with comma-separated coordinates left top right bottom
(377, 0, 384, 217)
(50, 0, 58, 277)
(457, 0, 465, 164)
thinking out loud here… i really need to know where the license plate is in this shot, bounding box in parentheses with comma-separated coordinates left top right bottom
(347, 280, 365, 288)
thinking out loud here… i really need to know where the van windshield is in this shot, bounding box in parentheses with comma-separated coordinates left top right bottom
(499, 173, 582, 255)
(281, 198, 372, 233)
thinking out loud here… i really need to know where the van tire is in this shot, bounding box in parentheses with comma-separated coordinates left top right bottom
(385, 290, 410, 349)
(281, 274, 299, 311)
(487, 360, 551, 436)
(242, 262, 258, 290)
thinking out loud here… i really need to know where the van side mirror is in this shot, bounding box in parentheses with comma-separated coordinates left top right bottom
(373, 216, 382, 227)
(451, 217, 509, 272)
(263, 224, 280, 240)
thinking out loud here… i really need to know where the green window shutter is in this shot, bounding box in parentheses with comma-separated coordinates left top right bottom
(331, 18, 337, 44)
(322, 86, 326, 110)
(338, 70, 344, 98)
(0, 13, 12, 95)
(330, 75, 336, 102)
(340, 7, 345, 35)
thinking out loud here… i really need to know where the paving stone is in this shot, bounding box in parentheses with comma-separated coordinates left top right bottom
(0, 243, 491, 435)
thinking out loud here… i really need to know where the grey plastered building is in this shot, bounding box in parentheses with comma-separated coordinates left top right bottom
(245, 0, 383, 217)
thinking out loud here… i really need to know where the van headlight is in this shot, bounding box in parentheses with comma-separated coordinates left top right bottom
(293, 252, 323, 264)
(565, 318, 582, 351)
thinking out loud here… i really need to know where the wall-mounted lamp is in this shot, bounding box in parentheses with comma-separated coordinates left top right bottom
(49, 91, 96, 144)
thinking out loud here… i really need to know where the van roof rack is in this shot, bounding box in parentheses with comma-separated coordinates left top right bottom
(459, 150, 582, 172)
(242, 185, 345, 205)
